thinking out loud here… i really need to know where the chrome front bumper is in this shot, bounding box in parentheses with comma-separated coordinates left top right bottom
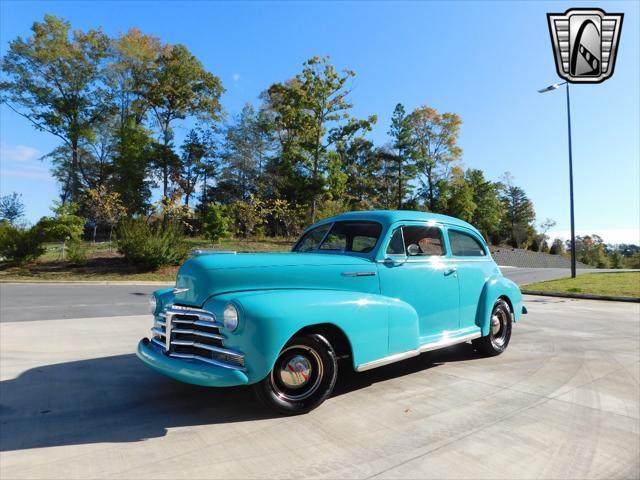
(137, 338, 249, 387)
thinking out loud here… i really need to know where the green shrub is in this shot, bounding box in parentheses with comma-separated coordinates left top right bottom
(0, 222, 45, 263)
(35, 201, 86, 243)
(626, 252, 640, 269)
(66, 240, 88, 263)
(115, 219, 189, 269)
(203, 203, 230, 242)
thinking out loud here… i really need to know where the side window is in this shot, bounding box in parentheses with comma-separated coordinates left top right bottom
(296, 224, 330, 252)
(352, 235, 377, 253)
(449, 230, 486, 257)
(403, 226, 445, 256)
(320, 232, 347, 251)
(386, 228, 405, 255)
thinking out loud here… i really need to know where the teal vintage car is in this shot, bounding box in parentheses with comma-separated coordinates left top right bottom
(137, 210, 526, 414)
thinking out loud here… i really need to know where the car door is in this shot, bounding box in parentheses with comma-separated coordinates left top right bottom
(377, 222, 460, 351)
(447, 227, 493, 330)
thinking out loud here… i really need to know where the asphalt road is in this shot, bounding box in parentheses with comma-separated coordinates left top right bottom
(0, 283, 163, 322)
(0, 267, 624, 322)
(1, 295, 638, 479)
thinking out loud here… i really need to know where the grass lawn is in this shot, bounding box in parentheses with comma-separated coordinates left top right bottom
(524, 272, 640, 299)
(0, 237, 293, 283)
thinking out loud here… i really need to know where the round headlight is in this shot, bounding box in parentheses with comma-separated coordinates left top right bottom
(223, 303, 239, 331)
(148, 295, 158, 314)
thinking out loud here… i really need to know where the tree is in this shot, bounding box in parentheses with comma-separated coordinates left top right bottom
(107, 28, 161, 215)
(227, 195, 267, 238)
(499, 173, 536, 248)
(218, 104, 273, 202)
(435, 167, 476, 222)
(265, 56, 363, 221)
(610, 251, 624, 269)
(1, 15, 112, 203)
(111, 119, 153, 215)
(574, 235, 610, 268)
(143, 44, 224, 198)
(0, 193, 25, 224)
(549, 238, 565, 255)
(84, 186, 127, 245)
(202, 203, 229, 242)
(178, 129, 206, 206)
(465, 169, 504, 242)
(408, 106, 462, 211)
(330, 117, 379, 209)
(35, 202, 86, 260)
(533, 218, 556, 252)
(387, 103, 416, 209)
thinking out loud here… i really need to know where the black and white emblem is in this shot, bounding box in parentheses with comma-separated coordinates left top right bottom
(547, 8, 623, 84)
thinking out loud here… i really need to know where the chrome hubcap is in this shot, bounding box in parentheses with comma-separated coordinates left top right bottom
(271, 345, 324, 401)
(491, 315, 501, 335)
(279, 355, 312, 388)
(491, 307, 509, 347)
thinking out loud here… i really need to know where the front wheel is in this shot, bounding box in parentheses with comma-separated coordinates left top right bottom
(254, 334, 338, 415)
(472, 298, 512, 356)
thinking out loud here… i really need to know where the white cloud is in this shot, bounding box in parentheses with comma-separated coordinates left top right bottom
(547, 228, 640, 245)
(232, 73, 241, 82)
(1, 168, 53, 182)
(0, 144, 40, 162)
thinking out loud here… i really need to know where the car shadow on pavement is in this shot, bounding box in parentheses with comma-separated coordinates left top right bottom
(0, 343, 482, 452)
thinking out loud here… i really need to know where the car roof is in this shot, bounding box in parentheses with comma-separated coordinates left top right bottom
(315, 210, 484, 237)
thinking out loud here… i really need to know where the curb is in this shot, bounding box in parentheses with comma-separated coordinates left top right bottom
(0, 280, 174, 286)
(522, 290, 640, 303)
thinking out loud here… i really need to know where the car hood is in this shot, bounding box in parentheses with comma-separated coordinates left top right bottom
(172, 252, 379, 306)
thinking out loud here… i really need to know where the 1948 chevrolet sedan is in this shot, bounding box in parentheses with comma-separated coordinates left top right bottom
(137, 210, 527, 414)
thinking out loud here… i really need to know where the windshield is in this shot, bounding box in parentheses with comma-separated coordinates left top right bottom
(293, 221, 382, 254)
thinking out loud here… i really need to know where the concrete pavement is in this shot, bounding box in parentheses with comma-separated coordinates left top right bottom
(0, 295, 638, 479)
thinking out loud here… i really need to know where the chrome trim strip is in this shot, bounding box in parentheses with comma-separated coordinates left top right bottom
(168, 352, 246, 372)
(418, 331, 481, 353)
(151, 327, 165, 337)
(162, 306, 217, 321)
(171, 318, 223, 329)
(165, 312, 173, 351)
(356, 331, 482, 372)
(171, 328, 225, 340)
(355, 349, 420, 372)
(341, 271, 377, 277)
(171, 339, 244, 358)
(150, 337, 166, 349)
(192, 249, 237, 256)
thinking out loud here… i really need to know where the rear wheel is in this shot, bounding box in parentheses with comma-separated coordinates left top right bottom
(254, 334, 338, 415)
(472, 298, 512, 356)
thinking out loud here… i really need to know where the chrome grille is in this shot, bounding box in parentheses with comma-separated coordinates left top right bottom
(151, 305, 245, 371)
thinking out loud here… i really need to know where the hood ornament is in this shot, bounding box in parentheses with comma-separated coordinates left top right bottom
(173, 288, 189, 294)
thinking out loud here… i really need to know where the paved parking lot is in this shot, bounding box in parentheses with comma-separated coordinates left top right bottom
(0, 292, 638, 479)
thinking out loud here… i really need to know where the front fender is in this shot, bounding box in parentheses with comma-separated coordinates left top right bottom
(205, 289, 407, 384)
(478, 276, 524, 336)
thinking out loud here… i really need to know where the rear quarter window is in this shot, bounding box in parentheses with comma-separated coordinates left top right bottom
(448, 230, 486, 257)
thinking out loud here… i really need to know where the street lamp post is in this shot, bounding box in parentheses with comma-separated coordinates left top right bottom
(538, 81, 577, 278)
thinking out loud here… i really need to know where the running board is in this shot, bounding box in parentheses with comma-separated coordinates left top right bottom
(355, 331, 482, 372)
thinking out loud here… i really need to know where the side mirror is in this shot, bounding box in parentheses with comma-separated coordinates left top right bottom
(407, 244, 420, 256)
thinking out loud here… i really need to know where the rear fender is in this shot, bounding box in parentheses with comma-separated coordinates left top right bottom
(477, 276, 524, 336)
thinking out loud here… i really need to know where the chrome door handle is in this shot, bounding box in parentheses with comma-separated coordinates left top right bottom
(341, 271, 377, 277)
(444, 267, 457, 276)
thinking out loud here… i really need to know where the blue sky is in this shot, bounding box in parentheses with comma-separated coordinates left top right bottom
(1, 1, 638, 244)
